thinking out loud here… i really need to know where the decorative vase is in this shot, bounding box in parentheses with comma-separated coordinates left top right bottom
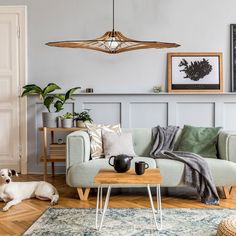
(61, 119, 73, 128)
(42, 112, 58, 128)
(76, 120, 89, 128)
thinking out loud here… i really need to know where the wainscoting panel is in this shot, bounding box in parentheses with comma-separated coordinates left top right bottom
(130, 102, 168, 128)
(176, 102, 215, 127)
(27, 93, 236, 173)
(224, 103, 236, 130)
(82, 102, 121, 125)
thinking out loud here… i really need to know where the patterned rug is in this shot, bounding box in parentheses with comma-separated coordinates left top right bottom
(23, 208, 236, 236)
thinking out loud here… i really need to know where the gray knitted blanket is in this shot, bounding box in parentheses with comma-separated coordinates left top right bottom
(150, 126, 219, 205)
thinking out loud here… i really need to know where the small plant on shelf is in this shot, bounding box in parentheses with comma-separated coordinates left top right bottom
(21, 83, 80, 127)
(61, 112, 75, 120)
(75, 109, 93, 128)
(60, 112, 75, 128)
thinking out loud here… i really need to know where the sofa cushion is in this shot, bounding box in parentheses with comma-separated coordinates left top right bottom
(155, 158, 236, 187)
(103, 131, 136, 158)
(86, 123, 121, 159)
(155, 159, 185, 186)
(123, 129, 153, 157)
(175, 125, 221, 159)
(206, 158, 236, 186)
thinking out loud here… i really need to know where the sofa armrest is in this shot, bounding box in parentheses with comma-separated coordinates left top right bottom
(218, 131, 236, 163)
(66, 131, 90, 170)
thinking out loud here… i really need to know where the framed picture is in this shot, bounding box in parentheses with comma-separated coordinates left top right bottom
(231, 24, 236, 91)
(168, 52, 223, 92)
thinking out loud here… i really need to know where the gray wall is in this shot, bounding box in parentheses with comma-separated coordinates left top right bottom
(0, 0, 235, 92)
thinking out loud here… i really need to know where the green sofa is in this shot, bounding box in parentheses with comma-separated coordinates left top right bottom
(66, 129, 236, 200)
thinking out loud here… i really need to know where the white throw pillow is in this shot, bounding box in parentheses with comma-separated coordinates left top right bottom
(85, 123, 121, 159)
(102, 131, 136, 158)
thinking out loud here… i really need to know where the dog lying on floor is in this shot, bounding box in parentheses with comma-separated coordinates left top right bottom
(0, 169, 59, 211)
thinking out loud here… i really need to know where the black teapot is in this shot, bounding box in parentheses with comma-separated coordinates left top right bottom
(109, 155, 133, 173)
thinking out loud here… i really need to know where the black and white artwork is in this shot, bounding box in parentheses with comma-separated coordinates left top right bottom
(168, 53, 223, 92)
(179, 58, 212, 81)
(231, 24, 236, 91)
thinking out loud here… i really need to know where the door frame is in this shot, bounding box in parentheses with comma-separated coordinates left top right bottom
(0, 6, 28, 174)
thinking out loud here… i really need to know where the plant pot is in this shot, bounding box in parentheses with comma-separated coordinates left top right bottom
(42, 112, 58, 128)
(61, 119, 74, 128)
(76, 120, 89, 128)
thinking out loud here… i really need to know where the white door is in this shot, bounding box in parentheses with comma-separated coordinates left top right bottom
(0, 12, 21, 171)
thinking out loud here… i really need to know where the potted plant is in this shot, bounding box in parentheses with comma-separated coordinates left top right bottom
(75, 110, 93, 128)
(21, 83, 80, 127)
(61, 112, 75, 128)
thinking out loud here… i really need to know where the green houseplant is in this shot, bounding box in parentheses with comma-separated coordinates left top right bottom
(21, 83, 80, 127)
(60, 112, 75, 128)
(75, 110, 93, 128)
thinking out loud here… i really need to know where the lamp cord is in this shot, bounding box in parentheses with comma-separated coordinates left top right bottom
(112, 0, 115, 32)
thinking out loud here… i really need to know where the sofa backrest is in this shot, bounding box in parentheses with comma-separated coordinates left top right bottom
(123, 128, 182, 157)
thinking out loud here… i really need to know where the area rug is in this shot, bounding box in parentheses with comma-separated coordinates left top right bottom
(23, 208, 236, 236)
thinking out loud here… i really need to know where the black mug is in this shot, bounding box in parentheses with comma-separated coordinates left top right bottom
(135, 161, 149, 175)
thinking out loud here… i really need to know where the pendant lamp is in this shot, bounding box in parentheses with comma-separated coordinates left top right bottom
(46, 0, 180, 54)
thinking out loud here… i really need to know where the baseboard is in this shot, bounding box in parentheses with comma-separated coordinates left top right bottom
(27, 171, 66, 175)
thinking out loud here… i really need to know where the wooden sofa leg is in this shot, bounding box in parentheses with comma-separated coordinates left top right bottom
(230, 186, 236, 198)
(77, 188, 90, 201)
(222, 186, 232, 199)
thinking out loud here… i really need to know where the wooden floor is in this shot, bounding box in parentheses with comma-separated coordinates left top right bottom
(0, 175, 236, 235)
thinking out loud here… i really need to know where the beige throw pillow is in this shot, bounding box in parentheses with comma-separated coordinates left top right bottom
(86, 123, 121, 159)
(102, 131, 136, 158)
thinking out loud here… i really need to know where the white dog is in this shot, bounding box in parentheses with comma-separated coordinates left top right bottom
(0, 169, 59, 211)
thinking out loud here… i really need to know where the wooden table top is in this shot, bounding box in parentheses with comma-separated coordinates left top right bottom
(94, 169, 162, 185)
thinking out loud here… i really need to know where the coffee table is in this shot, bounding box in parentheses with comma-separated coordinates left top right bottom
(94, 168, 163, 231)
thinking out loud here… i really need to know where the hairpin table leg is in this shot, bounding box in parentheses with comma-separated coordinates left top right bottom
(147, 184, 162, 231)
(99, 185, 111, 231)
(100, 187, 103, 213)
(157, 184, 162, 228)
(95, 186, 101, 229)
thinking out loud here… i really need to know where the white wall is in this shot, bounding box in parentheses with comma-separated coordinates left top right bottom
(0, 0, 234, 92)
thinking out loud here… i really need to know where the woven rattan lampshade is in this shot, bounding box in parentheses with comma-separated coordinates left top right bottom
(46, 1, 180, 54)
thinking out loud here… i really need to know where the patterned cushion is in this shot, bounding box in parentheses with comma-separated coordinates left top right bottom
(85, 123, 121, 159)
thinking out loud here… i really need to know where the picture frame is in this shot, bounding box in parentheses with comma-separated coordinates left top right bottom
(168, 52, 223, 93)
(231, 24, 236, 91)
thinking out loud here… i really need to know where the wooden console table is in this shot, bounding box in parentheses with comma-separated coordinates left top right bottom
(39, 127, 86, 180)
